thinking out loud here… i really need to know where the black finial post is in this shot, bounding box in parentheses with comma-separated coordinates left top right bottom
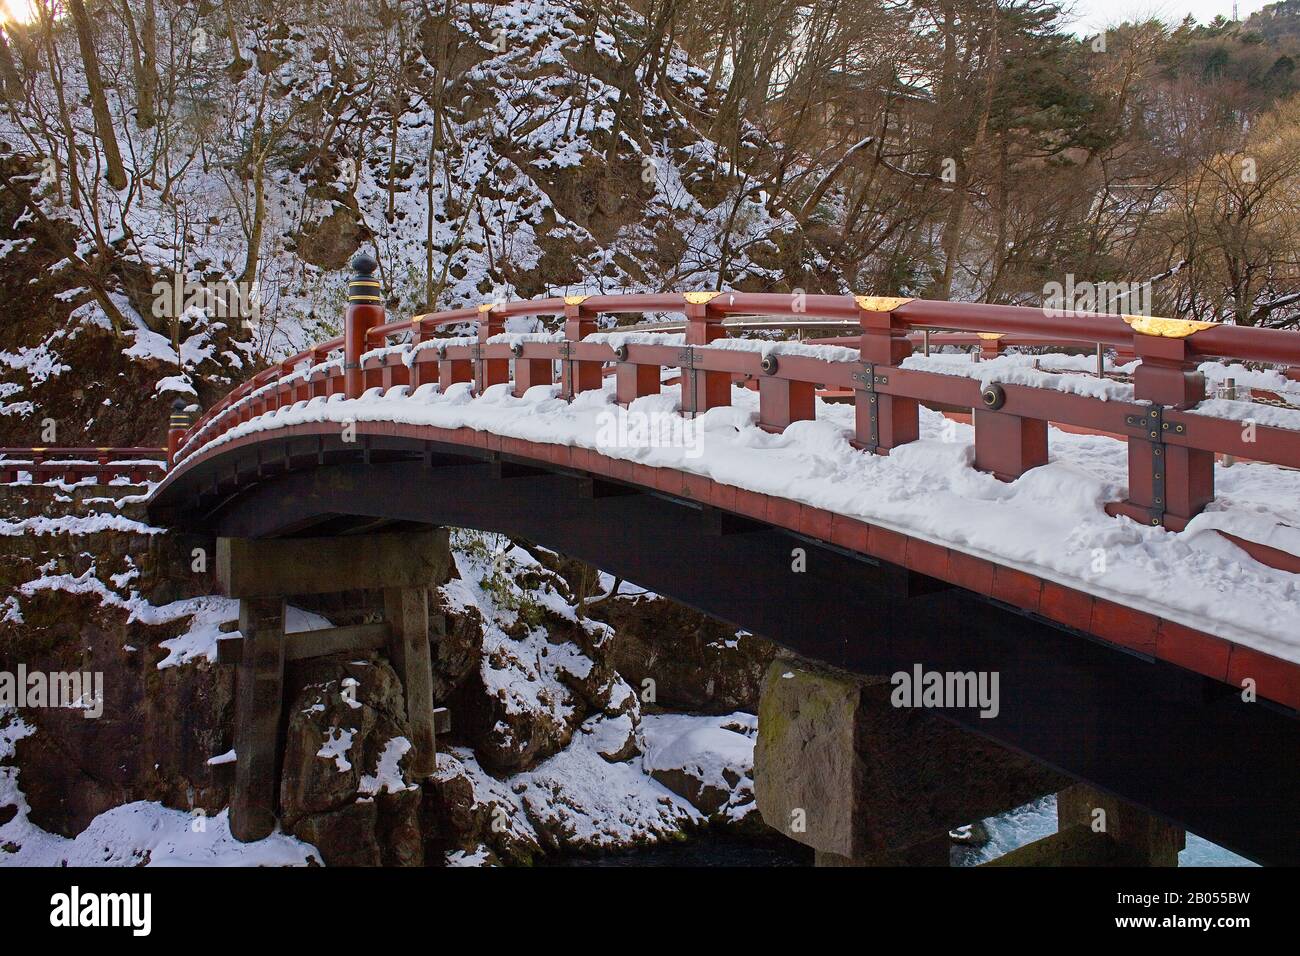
(344, 251, 384, 399)
(167, 396, 195, 467)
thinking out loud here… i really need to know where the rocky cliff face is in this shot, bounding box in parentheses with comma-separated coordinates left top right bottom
(279, 659, 425, 867)
(0, 485, 234, 837)
(0, 485, 774, 866)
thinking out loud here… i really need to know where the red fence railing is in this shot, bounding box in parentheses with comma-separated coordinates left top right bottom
(0, 448, 167, 485)
(167, 257, 1300, 539)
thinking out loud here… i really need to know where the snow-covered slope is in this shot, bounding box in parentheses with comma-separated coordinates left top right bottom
(0, 0, 813, 444)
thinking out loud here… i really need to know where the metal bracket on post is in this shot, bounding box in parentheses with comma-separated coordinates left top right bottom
(852, 361, 889, 452)
(1123, 405, 1188, 527)
(558, 341, 574, 399)
(470, 343, 483, 387)
(676, 346, 696, 414)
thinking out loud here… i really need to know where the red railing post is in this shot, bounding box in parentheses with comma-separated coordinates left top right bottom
(973, 404, 1049, 481)
(969, 339, 1049, 481)
(363, 354, 383, 392)
(1109, 325, 1215, 529)
(287, 359, 303, 404)
(387, 354, 410, 391)
(167, 399, 194, 467)
(272, 362, 288, 409)
(409, 318, 435, 390)
(562, 295, 602, 400)
(682, 292, 729, 416)
(757, 356, 814, 433)
(344, 253, 384, 399)
(304, 348, 322, 400)
(855, 297, 918, 453)
(615, 349, 660, 405)
(512, 342, 553, 397)
(475, 303, 509, 392)
(438, 347, 473, 391)
(978, 333, 1005, 361)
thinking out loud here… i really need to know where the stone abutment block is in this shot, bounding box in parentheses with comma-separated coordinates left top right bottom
(754, 660, 1067, 864)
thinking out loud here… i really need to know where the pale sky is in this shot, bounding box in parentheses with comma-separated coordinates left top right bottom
(1065, 0, 1274, 35)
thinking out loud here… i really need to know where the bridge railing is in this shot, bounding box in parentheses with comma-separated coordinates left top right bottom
(169, 256, 1300, 544)
(0, 447, 167, 485)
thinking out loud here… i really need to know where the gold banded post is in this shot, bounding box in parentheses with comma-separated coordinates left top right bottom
(348, 253, 382, 304)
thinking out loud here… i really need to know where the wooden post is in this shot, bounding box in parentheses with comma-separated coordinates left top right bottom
(978, 333, 1004, 361)
(616, 359, 660, 405)
(408, 320, 438, 390)
(973, 408, 1048, 480)
(384, 586, 438, 777)
(379, 354, 410, 391)
(475, 304, 509, 392)
(683, 292, 728, 416)
(855, 297, 918, 454)
(307, 348, 327, 400)
(230, 596, 286, 842)
(344, 253, 385, 400)
(167, 398, 193, 468)
(1110, 330, 1214, 530)
(439, 352, 473, 391)
(562, 296, 602, 399)
(218, 531, 450, 836)
(1221, 378, 1237, 468)
(758, 372, 815, 433)
(513, 348, 554, 397)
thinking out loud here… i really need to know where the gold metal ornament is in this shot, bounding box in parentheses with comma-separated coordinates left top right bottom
(854, 296, 914, 312)
(683, 291, 724, 304)
(1122, 315, 1218, 338)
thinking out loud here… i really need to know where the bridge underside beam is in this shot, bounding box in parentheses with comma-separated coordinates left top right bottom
(155, 440, 1300, 865)
(217, 530, 449, 597)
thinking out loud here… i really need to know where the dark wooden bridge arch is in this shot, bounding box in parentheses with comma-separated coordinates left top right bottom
(146, 261, 1300, 865)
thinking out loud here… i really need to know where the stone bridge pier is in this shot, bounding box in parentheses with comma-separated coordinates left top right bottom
(214, 529, 451, 843)
(754, 661, 1185, 866)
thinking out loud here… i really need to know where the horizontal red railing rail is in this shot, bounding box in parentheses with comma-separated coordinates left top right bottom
(164, 265, 1300, 541)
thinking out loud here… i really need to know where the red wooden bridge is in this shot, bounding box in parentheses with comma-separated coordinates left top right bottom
(72, 254, 1300, 863)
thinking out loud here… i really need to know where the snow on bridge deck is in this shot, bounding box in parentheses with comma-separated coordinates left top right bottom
(173, 369, 1300, 672)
